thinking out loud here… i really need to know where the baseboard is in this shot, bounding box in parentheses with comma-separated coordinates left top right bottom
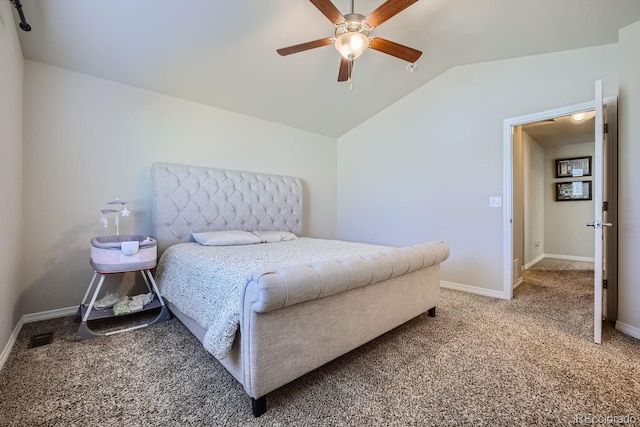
(0, 317, 25, 372)
(513, 277, 524, 290)
(0, 306, 77, 372)
(544, 254, 595, 263)
(440, 281, 507, 300)
(21, 306, 77, 323)
(615, 321, 640, 340)
(524, 254, 546, 270)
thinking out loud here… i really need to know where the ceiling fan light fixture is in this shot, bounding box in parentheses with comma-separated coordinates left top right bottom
(335, 31, 369, 59)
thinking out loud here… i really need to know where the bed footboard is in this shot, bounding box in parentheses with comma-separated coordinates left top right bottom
(239, 241, 449, 414)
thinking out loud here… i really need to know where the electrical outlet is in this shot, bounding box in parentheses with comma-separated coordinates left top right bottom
(489, 196, 502, 208)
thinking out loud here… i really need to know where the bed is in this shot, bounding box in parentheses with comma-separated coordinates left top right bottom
(151, 162, 450, 416)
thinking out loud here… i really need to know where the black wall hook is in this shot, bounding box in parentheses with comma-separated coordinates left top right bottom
(10, 0, 31, 32)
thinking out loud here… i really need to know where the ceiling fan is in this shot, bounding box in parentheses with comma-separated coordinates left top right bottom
(277, 0, 422, 87)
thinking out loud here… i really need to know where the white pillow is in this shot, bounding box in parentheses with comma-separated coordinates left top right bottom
(192, 230, 261, 246)
(252, 230, 298, 243)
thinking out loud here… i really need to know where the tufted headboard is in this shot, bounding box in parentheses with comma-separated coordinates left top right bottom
(151, 162, 303, 253)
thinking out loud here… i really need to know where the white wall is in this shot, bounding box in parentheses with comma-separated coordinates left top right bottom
(22, 61, 338, 314)
(523, 132, 544, 266)
(543, 142, 595, 259)
(337, 45, 618, 294)
(617, 21, 640, 336)
(0, 3, 24, 354)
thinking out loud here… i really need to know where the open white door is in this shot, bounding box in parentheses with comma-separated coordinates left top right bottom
(591, 80, 608, 344)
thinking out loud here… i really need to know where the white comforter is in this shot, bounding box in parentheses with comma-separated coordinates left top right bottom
(155, 238, 386, 359)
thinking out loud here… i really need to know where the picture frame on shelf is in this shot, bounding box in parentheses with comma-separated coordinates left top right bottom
(555, 181, 592, 201)
(555, 156, 592, 178)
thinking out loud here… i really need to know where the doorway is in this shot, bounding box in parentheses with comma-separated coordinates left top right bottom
(517, 113, 596, 275)
(502, 99, 618, 322)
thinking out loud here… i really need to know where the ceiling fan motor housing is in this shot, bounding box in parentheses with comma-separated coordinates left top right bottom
(336, 14, 371, 36)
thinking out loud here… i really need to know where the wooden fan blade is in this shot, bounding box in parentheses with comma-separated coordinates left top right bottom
(370, 37, 422, 62)
(338, 57, 350, 82)
(277, 38, 332, 56)
(310, 0, 344, 25)
(366, 0, 419, 28)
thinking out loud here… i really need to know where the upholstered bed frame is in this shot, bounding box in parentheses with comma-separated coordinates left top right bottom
(151, 162, 450, 416)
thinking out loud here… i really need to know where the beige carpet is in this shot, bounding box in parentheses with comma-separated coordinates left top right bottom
(1, 265, 639, 426)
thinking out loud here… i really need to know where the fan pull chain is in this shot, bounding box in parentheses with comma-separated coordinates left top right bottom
(348, 59, 353, 91)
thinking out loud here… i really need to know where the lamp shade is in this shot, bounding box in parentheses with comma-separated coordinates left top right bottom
(334, 31, 369, 59)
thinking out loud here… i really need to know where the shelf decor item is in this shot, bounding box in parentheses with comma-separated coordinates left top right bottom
(555, 181, 592, 201)
(555, 156, 592, 178)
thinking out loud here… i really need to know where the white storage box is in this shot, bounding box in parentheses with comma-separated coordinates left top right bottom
(90, 235, 157, 273)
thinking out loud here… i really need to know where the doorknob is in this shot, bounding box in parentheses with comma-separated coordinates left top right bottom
(586, 221, 613, 229)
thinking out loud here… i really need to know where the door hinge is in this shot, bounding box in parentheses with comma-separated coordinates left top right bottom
(603, 201, 608, 211)
(604, 123, 608, 133)
(603, 279, 608, 289)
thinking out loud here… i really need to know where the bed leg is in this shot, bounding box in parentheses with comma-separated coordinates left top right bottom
(427, 307, 436, 317)
(252, 396, 267, 417)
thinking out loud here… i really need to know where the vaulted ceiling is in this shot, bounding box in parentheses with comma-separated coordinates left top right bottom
(12, 0, 640, 138)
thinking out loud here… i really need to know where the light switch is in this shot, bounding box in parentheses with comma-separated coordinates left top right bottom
(490, 196, 502, 208)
